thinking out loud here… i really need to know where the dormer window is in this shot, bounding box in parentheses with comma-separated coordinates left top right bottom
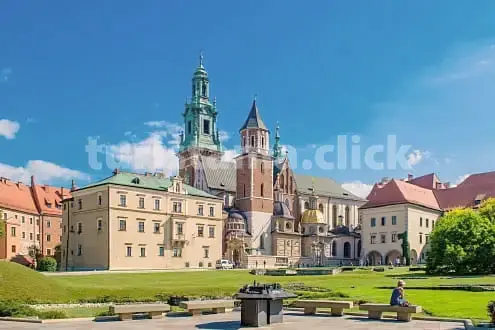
(475, 199, 481, 205)
(176, 183, 180, 193)
(132, 177, 140, 184)
(46, 202, 52, 208)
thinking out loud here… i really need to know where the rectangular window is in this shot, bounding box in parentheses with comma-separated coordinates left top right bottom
(30, 233, 33, 240)
(154, 222, 160, 233)
(138, 197, 145, 209)
(203, 119, 210, 135)
(10, 227, 16, 237)
(391, 232, 398, 243)
(370, 234, 376, 244)
(426, 218, 429, 228)
(197, 225, 204, 237)
(426, 235, 429, 243)
(419, 233, 423, 244)
(176, 223, 183, 235)
(3, 213, 6, 220)
(420, 217, 423, 227)
(138, 221, 145, 233)
(22, 232, 25, 239)
(97, 218, 103, 231)
(78, 199, 82, 210)
(119, 219, 127, 231)
(47, 220, 51, 228)
(198, 205, 204, 216)
(47, 234, 51, 242)
(77, 222, 82, 234)
(159, 246, 165, 256)
(392, 216, 397, 225)
(77, 244, 82, 256)
(187, 121, 191, 134)
(140, 247, 146, 257)
(208, 226, 215, 238)
(98, 194, 102, 206)
(37, 234, 40, 241)
(35, 218, 39, 226)
(381, 217, 386, 226)
(47, 248, 51, 255)
(204, 248, 209, 258)
(64, 203, 67, 210)
(154, 199, 160, 210)
(432, 220, 435, 229)
(120, 195, 127, 207)
(22, 216, 26, 223)
(209, 207, 214, 217)
(173, 247, 182, 257)
(173, 202, 182, 213)
(11, 245, 16, 253)
(381, 234, 386, 243)
(371, 218, 376, 227)
(126, 246, 132, 257)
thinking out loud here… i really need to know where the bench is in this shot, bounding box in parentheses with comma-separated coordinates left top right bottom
(293, 300, 353, 316)
(180, 300, 236, 316)
(359, 304, 422, 322)
(109, 303, 171, 321)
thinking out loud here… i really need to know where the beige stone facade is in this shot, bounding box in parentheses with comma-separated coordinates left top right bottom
(61, 173, 223, 271)
(360, 204, 441, 265)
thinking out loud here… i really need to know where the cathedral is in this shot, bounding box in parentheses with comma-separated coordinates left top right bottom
(178, 55, 366, 268)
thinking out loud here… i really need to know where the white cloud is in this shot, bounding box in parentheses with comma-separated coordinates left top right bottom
(219, 130, 230, 142)
(456, 174, 470, 185)
(0, 160, 90, 184)
(342, 181, 373, 199)
(106, 132, 179, 176)
(222, 149, 240, 163)
(0, 67, 11, 83)
(0, 119, 20, 139)
(407, 150, 430, 167)
(144, 121, 183, 148)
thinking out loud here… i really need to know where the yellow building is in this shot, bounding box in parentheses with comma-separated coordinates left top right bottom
(60, 170, 223, 271)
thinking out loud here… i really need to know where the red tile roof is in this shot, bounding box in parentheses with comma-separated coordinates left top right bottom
(364, 171, 495, 211)
(363, 179, 441, 210)
(0, 178, 38, 214)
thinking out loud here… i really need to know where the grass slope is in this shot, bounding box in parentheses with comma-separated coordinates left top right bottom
(0, 262, 69, 303)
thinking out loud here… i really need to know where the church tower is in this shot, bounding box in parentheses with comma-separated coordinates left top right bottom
(178, 54, 223, 187)
(235, 99, 274, 255)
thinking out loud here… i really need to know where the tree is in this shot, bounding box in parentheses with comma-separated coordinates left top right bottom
(37, 257, 57, 272)
(27, 244, 43, 266)
(426, 208, 495, 275)
(479, 198, 495, 223)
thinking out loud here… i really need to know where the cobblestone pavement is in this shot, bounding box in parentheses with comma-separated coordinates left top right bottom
(0, 312, 466, 330)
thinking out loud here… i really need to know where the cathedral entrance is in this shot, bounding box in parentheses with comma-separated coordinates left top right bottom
(233, 249, 241, 266)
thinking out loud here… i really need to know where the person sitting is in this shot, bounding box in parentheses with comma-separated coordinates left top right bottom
(390, 280, 409, 306)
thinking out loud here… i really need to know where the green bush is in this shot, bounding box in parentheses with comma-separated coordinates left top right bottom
(36, 310, 68, 319)
(0, 301, 38, 317)
(37, 257, 57, 272)
(373, 267, 385, 272)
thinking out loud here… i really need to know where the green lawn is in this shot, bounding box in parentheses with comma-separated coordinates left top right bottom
(1, 262, 494, 321)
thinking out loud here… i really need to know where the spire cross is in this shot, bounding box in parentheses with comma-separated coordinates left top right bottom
(199, 50, 204, 67)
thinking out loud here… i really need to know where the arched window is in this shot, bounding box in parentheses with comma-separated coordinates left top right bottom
(280, 174, 284, 190)
(251, 136, 255, 147)
(332, 205, 338, 228)
(261, 136, 265, 148)
(260, 162, 264, 173)
(345, 206, 350, 227)
(176, 183, 180, 193)
(192, 83, 196, 96)
(242, 136, 245, 147)
(332, 241, 337, 257)
(261, 183, 264, 197)
(344, 242, 351, 258)
(304, 201, 309, 210)
(318, 203, 324, 213)
(243, 184, 246, 197)
(289, 176, 293, 193)
(259, 234, 265, 250)
(201, 83, 206, 96)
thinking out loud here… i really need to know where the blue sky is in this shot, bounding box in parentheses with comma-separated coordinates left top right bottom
(1, 1, 495, 197)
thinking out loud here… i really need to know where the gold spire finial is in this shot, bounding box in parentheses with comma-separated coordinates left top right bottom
(199, 50, 204, 67)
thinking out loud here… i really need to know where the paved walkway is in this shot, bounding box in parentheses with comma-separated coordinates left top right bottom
(0, 312, 466, 329)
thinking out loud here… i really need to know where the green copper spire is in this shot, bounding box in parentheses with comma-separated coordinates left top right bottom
(179, 53, 222, 153)
(273, 122, 283, 159)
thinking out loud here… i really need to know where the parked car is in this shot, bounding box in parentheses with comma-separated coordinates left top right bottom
(216, 259, 234, 270)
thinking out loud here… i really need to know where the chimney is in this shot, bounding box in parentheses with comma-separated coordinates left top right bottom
(31, 175, 36, 187)
(435, 182, 441, 190)
(71, 180, 76, 192)
(445, 182, 451, 188)
(407, 173, 413, 181)
(113, 168, 120, 175)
